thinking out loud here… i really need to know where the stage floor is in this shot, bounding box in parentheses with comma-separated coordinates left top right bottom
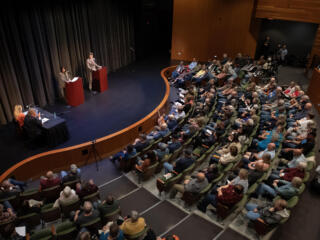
(0, 55, 174, 174)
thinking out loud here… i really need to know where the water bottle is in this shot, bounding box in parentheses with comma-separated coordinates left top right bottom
(54, 112, 56, 119)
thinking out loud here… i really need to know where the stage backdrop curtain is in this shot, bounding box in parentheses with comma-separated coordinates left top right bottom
(0, 0, 135, 124)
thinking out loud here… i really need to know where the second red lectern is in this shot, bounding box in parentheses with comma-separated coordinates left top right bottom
(65, 77, 85, 107)
(92, 66, 108, 92)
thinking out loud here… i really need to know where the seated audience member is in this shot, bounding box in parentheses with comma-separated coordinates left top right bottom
(154, 143, 170, 161)
(166, 114, 178, 131)
(0, 203, 16, 224)
(100, 221, 124, 240)
(197, 184, 244, 213)
(163, 149, 194, 174)
(53, 186, 79, 208)
(98, 195, 119, 217)
(248, 161, 268, 185)
(199, 164, 219, 182)
(61, 164, 81, 183)
(174, 105, 186, 120)
(171, 61, 185, 79)
(135, 150, 158, 172)
(252, 143, 276, 161)
(169, 172, 209, 199)
(246, 153, 271, 170)
(120, 210, 146, 236)
(40, 171, 61, 190)
(245, 199, 289, 226)
(111, 145, 137, 163)
(282, 149, 306, 168)
(147, 123, 169, 141)
(311, 165, 320, 193)
(210, 145, 238, 166)
(132, 134, 149, 152)
(76, 179, 99, 198)
(167, 135, 182, 153)
(229, 169, 249, 193)
(256, 177, 302, 200)
(74, 201, 100, 226)
(23, 108, 43, 142)
(17, 199, 43, 216)
(78, 231, 92, 240)
(269, 162, 306, 182)
(13, 104, 25, 128)
(0, 180, 22, 199)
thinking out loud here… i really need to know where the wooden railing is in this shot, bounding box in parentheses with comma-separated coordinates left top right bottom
(0, 66, 175, 182)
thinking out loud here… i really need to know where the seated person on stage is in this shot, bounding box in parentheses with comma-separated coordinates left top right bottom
(163, 149, 194, 174)
(13, 104, 25, 128)
(199, 163, 219, 183)
(132, 134, 149, 152)
(135, 150, 158, 172)
(75, 179, 99, 199)
(0, 203, 16, 225)
(111, 145, 137, 163)
(169, 172, 209, 199)
(269, 162, 306, 183)
(245, 199, 289, 226)
(40, 171, 61, 190)
(255, 177, 302, 200)
(23, 108, 43, 142)
(210, 145, 238, 166)
(197, 184, 244, 213)
(100, 221, 124, 240)
(98, 195, 119, 217)
(53, 186, 79, 208)
(61, 164, 81, 183)
(120, 210, 146, 236)
(154, 143, 170, 161)
(74, 201, 100, 226)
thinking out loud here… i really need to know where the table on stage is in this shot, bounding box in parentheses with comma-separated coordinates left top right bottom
(27, 108, 69, 147)
(65, 77, 85, 107)
(92, 66, 108, 92)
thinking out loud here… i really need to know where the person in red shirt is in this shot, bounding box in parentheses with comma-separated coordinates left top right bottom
(197, 184, 243, 212)
(75, 179, 98, 199)
(269, 162, 306, 183)
(40, 171, 61, 190)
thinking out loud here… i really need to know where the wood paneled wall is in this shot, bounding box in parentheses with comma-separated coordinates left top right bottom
(309, 26, 320, 66)
(171, 0, 259, 61)
(256, 0, 320, 23)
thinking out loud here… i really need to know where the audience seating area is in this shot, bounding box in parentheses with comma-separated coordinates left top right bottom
(0, 55, 317, 240)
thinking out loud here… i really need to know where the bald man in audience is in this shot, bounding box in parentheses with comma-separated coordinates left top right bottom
(74, 201, 100, 226)
(40, 171, 61, 190)
(169, 172, 209, 199)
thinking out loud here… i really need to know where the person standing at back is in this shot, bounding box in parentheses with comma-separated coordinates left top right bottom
(86, 52, 102, 94)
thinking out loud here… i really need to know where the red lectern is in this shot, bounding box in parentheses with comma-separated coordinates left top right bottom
(65, 77, 85, 107)
(92, 66, 108, 92)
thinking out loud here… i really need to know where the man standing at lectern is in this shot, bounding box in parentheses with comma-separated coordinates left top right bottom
(86, 52, 102, 94)
(58, 66, 72, 100)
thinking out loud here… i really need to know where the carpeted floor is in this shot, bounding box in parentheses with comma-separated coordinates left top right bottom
(0, 54, 171, 174)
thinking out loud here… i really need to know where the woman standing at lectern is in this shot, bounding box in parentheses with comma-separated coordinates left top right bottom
(58, 66, 72, 100)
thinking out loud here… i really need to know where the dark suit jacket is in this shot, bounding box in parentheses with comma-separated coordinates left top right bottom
(23, 115, 42, 138)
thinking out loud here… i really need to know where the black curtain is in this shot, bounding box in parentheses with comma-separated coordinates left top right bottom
(0, 0, 135, 124)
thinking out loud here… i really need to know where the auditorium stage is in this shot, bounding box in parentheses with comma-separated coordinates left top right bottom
(0, 55, 173, 174)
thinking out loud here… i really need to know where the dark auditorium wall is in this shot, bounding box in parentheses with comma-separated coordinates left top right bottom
(171, 0, 260, 61)
(256, 19, 318, 64)
(0, 0, 135, 125)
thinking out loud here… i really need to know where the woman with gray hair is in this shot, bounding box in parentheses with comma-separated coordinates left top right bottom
(120, 210, 146, 236)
